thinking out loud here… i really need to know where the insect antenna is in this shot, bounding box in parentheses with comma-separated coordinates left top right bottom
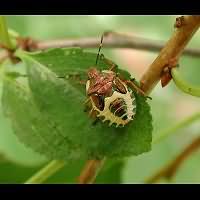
(95, 34, 104, 66)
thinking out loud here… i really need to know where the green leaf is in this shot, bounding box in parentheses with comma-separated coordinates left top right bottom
(3, 48, 152, 161)
(2, 77, 85, 161)
(0, 75, 47, 167)
(0, 107, 47, 167)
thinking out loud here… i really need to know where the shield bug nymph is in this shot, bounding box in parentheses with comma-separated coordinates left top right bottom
(85, 33, 150, 127)
(86, 68, 136, 127)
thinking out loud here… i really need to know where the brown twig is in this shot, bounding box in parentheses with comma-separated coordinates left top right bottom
(140, 15, 200, 94)
(77, 16, 200, 184)
(77, 158, 106, 184)
(33, 32, 200, 58)
(146, 136, 200, 183)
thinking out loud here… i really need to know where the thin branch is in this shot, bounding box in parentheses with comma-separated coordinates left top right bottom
(77, 158, 106, 184)
(146, 136, 200, 183)
(140, 15, 200, 94)
(33, 32, 200, 58)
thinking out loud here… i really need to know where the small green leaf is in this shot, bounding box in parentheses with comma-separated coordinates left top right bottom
(3, 48, 152, 161)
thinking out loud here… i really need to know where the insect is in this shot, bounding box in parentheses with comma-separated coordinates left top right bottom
(85, 33, 150, 127)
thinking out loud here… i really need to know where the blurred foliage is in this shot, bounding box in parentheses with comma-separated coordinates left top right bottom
(0, 16, 200, 183)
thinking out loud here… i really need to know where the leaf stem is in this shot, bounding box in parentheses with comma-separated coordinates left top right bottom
(171, 67, 200, 97)
(24, 160, 66, 184)
(153, 112, 200, 145)
(0, 16, 14, 50)
(33, 32, 200, 58)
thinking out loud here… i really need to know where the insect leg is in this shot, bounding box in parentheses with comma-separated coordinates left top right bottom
(83, 98, 92, 113)
(88, 108, 100, 126)
(126, 80, 152, 100)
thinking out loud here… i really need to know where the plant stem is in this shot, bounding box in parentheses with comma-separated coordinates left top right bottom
(0, 16, 14, 50)
(77, 158, 106, 184)
(140, 15, 200, 94)
(24, 160, 65, 184)
(171, 67, 200, 97)
(146, 136, 200, 183)
(153, 112, 200, 145)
